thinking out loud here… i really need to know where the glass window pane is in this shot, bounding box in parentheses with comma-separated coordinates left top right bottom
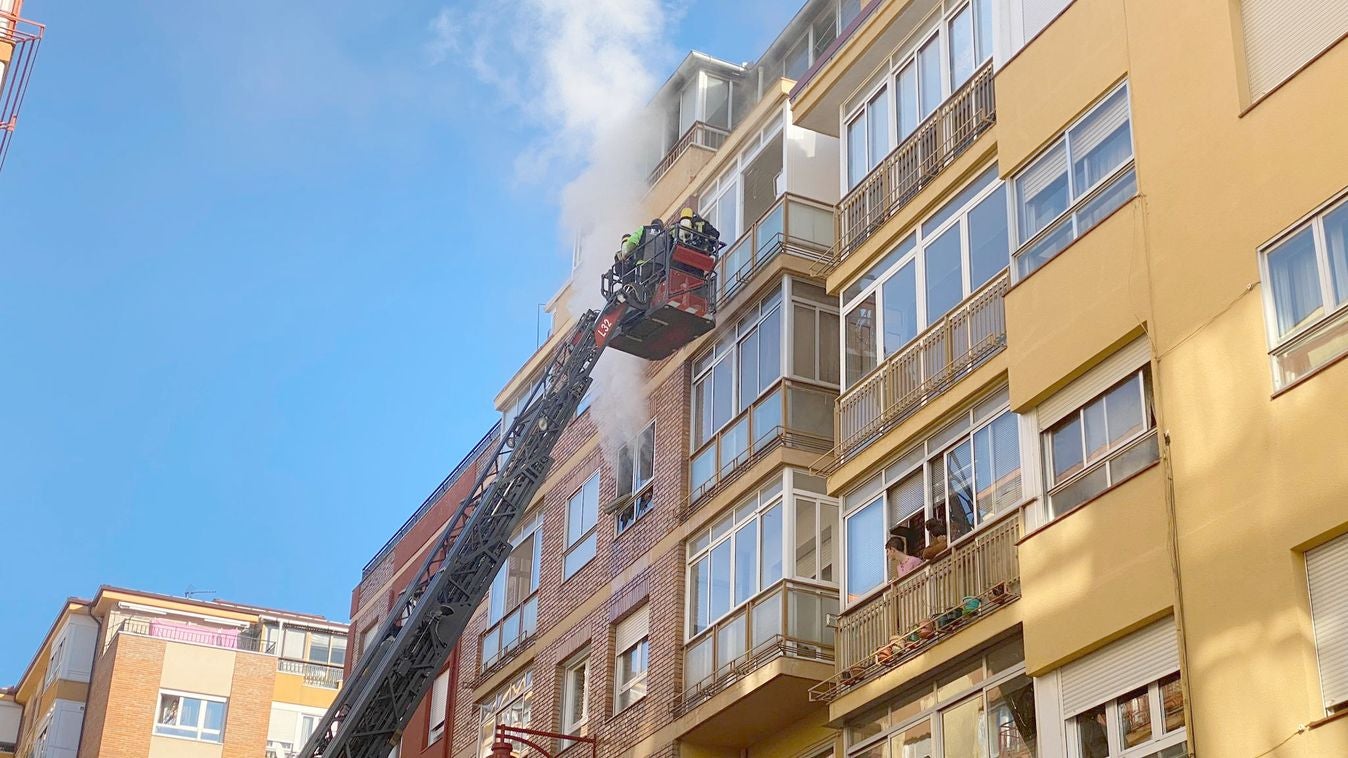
(710, 541, 732, 619)
(761, 503, 784, 587)
(734, 520, 758, 605)
(1267, 226, 1324, 338)
(975, 0, 994, 62)
(846, 499, 885, 602)
(1110, 430, 1160, 482)
(705, 76, 730, 129)
(976, 412, 1022, 519)
(1076, 704, 1110, 758)
(739, 330, 759, 412)
(948, 4, 975, 88)
(883, 260, 919, 355)
(987, 674, 1036, 758)
(892, 719, 934, 758)
(848, 115, 868, 188)
(1051, 466, 1109, 516)
(1117, 686, 1152, 748)
(897, 62, 919, 140)
(867, 90, 891, 171)
(716, 613, 747, 669)
(760, 306, 783, 389)
(1160, 673, 1185, 732)
(695, 376, 713, 447)
(692, 446, 715, 497)
(925, 225, 964, 322)
(1070, 86, 1132, 193)
(691, 557, 710, 634)
(793, 304, 818, 379)
(180, 697, 201, 729)
(1105, 374, 1145, 446)
(941, 695, 986, 758)
(617, 446, 634, 496)
(845, 294, 878, 387)
(1074, 165, 1137, 231)
(752, 590, 781, 647)
(820, 310, 841, 385)
(686, 635, 713, 687)
(795, 498, 817, 579)
(204, 701, 225, 732)
(918, 36, 942, 118)
(784, 35, 810, 80)
(1015, 142, 1070, 243)
(1082, 396, 1109, 464)
(1050, 415, 1085, 482)
(947, 441, 976, 540)
(820, 503, 838, 583)
(564, 532, 595, 578)
(969, 186, 1010, 288)
(713, 356, 733, 431)
(1326, 202, 1348, 306)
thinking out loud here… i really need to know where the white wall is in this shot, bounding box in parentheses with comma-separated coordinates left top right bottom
(48, 615, 98, 684)
(785, 120, 842, 204)
(40, 700, 84, 758)
(0, 700, 21, 743)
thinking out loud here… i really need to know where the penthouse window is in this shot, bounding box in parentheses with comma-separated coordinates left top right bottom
(155, 690, 226, 743)
(480, 514, 541, 671)
(1259, 192, 1348, 389)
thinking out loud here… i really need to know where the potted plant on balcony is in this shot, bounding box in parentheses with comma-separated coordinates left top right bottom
(936, 608, 963, 631)
(874, 638, 900, 666)
(987, 582, 1008, 604)
(960, 596, 982, 617)
(917, 619, 936, 639)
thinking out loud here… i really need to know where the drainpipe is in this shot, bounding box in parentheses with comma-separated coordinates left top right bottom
(72, 608, 102, 758)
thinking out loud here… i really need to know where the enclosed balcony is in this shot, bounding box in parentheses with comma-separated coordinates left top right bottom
(716, 194, 835, 307)
(810, 513, 1021, 702)
(835, 270, 1009, 467)
(833, 62, 996, 269)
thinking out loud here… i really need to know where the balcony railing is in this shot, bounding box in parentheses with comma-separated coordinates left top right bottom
(278, 658, 344, 689)
(832, 62, 996, 270)
(717, 194, 835, 307)
(811, 514, 1021, 702)
(832, 271, 1009, 469)
(648, 121, 730, 187)
(688, 379, 835, 513)
(674, 579, 837, 716)
(0, 9, 44, 173)
(110, 617, 265, 653)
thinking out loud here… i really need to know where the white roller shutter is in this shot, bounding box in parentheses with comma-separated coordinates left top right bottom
(1241, 0, 1348, 100)
(1038, 336, 1150, 429)
(615, 604, 649, 653)
(429, 671, 449, 733)
(1059, 618, 1179, 717)
(1308, 535, 1348, 709)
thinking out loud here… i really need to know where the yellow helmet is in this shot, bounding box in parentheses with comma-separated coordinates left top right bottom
(680, 207, 694, 219)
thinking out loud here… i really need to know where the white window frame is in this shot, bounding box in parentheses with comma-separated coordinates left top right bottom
(477, 670, 532, 758)
(1041, 368, 1157, 520)
(841, 388, 1023, 606)
(1257, 191, 1348, 387)
(154, 689, 227, 744)
(481, 514, 543, 671)
(692, 285, 785, 449)
(1063, 674, 1186, 758)
(564, 472, 600, 579)
(685, 477, 788, 637)
(840, 164, 1007, 388)
(615, 637, 650, 713)
(1011, 81, 1137, 279)
(560, 650, 590, 738)
(616, 421, 656, 535)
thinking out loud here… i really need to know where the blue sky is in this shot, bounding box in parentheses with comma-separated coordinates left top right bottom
(0, 0, 799, 683)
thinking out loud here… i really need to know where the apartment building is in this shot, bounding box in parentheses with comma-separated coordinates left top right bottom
(345, 424, 502, 757)
(0, 0, 42, 172)
(5, 587, 348, 758)
(356, 1, 1348, 757)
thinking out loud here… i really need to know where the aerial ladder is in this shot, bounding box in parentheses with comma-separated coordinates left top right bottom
(299, 222, 722, 758)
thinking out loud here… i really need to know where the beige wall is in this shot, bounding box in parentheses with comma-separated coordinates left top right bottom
(160, 645, 236, 696)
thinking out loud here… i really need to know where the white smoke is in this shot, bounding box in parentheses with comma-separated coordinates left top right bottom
(429, 0, 677, 453)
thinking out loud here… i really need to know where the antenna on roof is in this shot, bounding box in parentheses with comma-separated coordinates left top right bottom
(184, 585, 217, 600)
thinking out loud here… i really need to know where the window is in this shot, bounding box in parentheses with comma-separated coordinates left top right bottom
(1307, 534, 1348, 712)
(1068, 674, 1186, 758)
(847, 87, 890, 188)
(702, 168, 741, 246)
(307, 632, 347, 666)
(784, 5, 839, 83)
(560, 651, 590, 737)
(704, 74, 732, 130)
(1260, 194, 1348, 388)
(564, 473, 600, 578)
(155, 691, 227, 743)
(842, 166, 1009, 387)
(477, 670, 532, 758)
(614, 606, 649, 712)
(46, 637, 65, 683)
(843, 390, 1021, 603)
(481, 515, 542, 670)
(845, 637, 1036, 758)
(616, 422, 656, 534)
(687, 478, 786, 637)
(1014, 82, 1136, 278)
(1240, 0, 1348, 100)
(1043, 369, 1157, 518)
(428, 670, 449, 744)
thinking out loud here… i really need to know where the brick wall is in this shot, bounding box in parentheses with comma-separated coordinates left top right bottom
(221, 652, 277, 758)
(80, 634, 164, 758)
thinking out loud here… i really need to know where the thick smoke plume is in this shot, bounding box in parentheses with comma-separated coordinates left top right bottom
(431, 0, 675, 453)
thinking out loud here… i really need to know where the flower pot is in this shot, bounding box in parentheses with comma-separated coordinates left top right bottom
(961, 596, 982, 616)
(917, 620, 936, 639)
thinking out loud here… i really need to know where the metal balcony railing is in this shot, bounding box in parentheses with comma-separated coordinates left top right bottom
(811, 514, 1021, 701)
(716, 194, 835, 307)
(110, 617, 265, 653)
(688, 379, 835, 515)
(674, 579, 837, 716)
(278, 658, 344, 689)
(648, 121, 730, 186)
(0, 8, 44, 173)
(831, 62, 996, 270)
(830, 271, 1009, 469)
